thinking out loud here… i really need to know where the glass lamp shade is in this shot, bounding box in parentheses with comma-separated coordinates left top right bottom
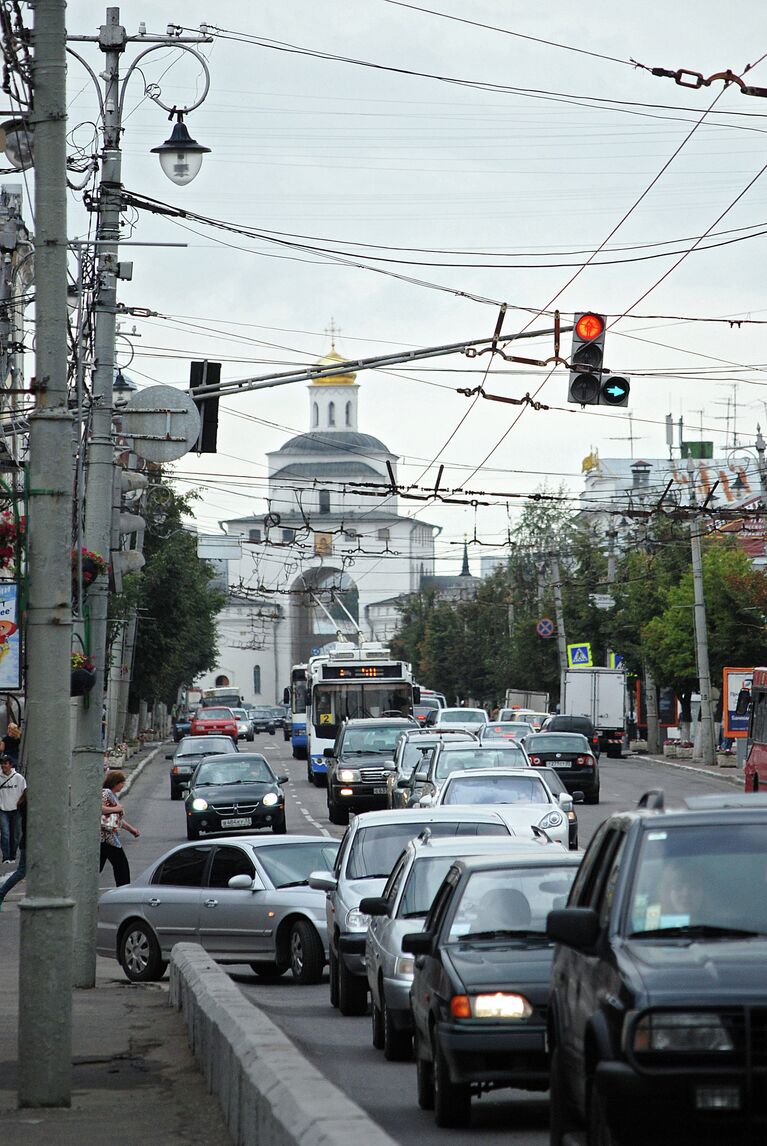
(151, 120, 210, 186)
(0, 119, 34, 171)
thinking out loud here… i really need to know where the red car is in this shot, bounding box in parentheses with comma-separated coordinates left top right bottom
(189, 706, 238, 739)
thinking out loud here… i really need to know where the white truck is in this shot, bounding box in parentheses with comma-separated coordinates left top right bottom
(560, 667, 627, 757)
(504, 688, 550, 712)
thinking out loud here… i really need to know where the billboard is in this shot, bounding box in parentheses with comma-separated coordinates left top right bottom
(723, 667, 753, 739)
(0, 583, 20, 690)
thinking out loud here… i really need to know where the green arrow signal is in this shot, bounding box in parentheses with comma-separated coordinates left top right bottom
(600, 375, 630, 406)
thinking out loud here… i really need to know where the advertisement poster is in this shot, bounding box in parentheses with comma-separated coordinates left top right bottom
(0, 583, 20, 690)
(723, 667, 753, 739)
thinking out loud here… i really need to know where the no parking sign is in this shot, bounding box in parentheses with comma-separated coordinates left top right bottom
(536, 617, 555, 639)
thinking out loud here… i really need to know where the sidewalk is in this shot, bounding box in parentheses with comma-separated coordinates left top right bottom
(627, 749, 744, 788)
(0, 739, 231, 1144)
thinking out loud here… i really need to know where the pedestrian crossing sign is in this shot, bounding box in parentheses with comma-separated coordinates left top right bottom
(609, 652, 624, 669)
(567, 642, 593, 668)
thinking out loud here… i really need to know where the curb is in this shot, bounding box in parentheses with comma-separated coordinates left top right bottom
(122, 741, 166, 794)
(628, 752, 743, 788)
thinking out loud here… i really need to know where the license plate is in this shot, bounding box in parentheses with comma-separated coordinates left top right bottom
(221, 817, 251, 827)
(373, 787, 388, 795)
(551, 760, 572, 768)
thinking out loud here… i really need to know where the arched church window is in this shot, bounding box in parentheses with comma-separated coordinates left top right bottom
(319, 489, 330, 514)
(328, 401, 335, 427)
(312, 402, 319, 427)
(253, 665, 261, 694)
(215, 674, 230, 687)
(345, 401, 352, 426)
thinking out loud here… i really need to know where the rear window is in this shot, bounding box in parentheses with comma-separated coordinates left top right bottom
(346, 820, 509, 879)
(436, 745, 525, 779)
(439, 710, 486, 724)
(548, 717, 593, 735)
(197, 708, 232, 720)
(177, 736, 234, 756)
(528, 734, 589, 753)
(443, 773, 549, 806)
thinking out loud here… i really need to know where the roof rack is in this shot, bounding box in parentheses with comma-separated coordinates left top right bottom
(638, 789, 665, 811)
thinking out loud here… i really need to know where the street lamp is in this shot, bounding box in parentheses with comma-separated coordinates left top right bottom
(151, 115, 210, 186)
(0, 118, 34, 172)
(113, 369, 138, 408)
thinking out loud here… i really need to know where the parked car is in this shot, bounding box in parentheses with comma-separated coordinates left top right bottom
(526, 731, 600, 803)
(400, 739, 530, 809)
(479, 721, 535, 743)
(541, 713, 601, 758)
(325, 717, 417, 825)
(532, 765, 582, 849)
(248, 705, 277, 734)
(166, 734, 237, 800)
(388, 728, 479, 809)
(184, 752, 289, 839)
(308, 807, 511, 1016)
(230, 707, 255, 742)
(547, 791, 767, 1146)
(429, 707, 489, 733)
(362, 834, 547, 1060)
(404, 849, 579, 1127)
(433, 767, 570, 849)
(189, 706, 238, 740)
(97, 834, 340, 984)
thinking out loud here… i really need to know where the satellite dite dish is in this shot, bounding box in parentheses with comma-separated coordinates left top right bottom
(119, 385, 201, 462)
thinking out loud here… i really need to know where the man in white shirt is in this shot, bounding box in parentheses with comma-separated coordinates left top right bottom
(0, 754, 26, 862)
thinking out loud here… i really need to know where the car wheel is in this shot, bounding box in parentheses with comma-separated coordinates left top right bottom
(328, 945, 339, 1008)
(585, 788, 600, 805)
(338, 958, 368, 1016)
(289, 920, 324, 985)
(327, 798, 349, 827)
(250, 961, 287, 979)
(272, 814, 287, 835)
(588, 1081, 621, 1146)
(415, 1031, 434, 1110)
(433, 1035, 470, 1128)
(170, 785, 182, 801)
(383, 997, 411, 1061)
(550, 1042, 579, 1146)
(186, 824, 200, 840)
(119, 921, 167, 983)
(371, 996, 384, 1050)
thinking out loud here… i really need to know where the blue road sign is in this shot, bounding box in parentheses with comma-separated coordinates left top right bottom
(567, 642, 593, 668)
(536, 617, 555, 639)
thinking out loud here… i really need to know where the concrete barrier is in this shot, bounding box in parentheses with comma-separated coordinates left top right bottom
(169, 943, 399, 1146)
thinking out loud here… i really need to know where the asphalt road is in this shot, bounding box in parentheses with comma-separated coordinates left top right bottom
(104, 734, 740, 1146)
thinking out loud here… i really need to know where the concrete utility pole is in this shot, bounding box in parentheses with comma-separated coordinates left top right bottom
(549, 550, 567, 676)
(687, 455, 717, 767)
(18, 0, 75, 1107)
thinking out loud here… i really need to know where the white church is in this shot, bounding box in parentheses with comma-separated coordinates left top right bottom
(195, 343, 441, 706)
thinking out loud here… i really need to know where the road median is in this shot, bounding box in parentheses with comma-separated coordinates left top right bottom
(170, 943, 399, 1146)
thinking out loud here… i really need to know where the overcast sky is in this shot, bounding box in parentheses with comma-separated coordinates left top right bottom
(51, 0, 767, 574)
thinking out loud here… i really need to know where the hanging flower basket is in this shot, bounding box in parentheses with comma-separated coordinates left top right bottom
(0, 510, 24, 571)
(71, 651, 96, 696)
(72, 547, 110, 587)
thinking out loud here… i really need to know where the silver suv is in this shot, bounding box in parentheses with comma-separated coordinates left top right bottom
(308, 807, 511, 1016)
(398, 739, 530, 809)
(388, 728, 478, 809)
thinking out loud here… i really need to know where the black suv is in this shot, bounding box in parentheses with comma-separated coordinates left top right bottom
(546, 791, 767, 1146)
(542, 714, 601, 758)
(325, 718, 416, 825)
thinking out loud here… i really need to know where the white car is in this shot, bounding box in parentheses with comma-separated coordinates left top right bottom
(430, 707, 488, 733)
(433, 767, 571, 849)
(230, 707, 255, 741)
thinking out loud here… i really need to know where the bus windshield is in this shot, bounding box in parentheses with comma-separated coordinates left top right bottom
(313, 683, 412, 737)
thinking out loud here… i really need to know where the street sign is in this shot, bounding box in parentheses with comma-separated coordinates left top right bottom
(120, 385, 201, 462)
(567, 642, 593, 668)
(536, 617, 555, 639)
(590, 593, 615, 610)
(608, 651, 624, 669)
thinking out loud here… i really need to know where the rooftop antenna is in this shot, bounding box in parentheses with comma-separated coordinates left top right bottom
(607, 412, 643, 458)
(665, 414, 674, 461)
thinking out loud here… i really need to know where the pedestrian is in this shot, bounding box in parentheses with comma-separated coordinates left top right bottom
(0, 754, 26, 863)
(3, 722, 20, 766)
(100, 770, 140, 887)
(0, 788, 26, 910)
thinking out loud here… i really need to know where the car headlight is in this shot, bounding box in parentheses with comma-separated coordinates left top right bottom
(394, 955, 415, 979)
(538, 809, 564, 829)
(450, 992, 533, 1020)
(262, 792, 279, 807)
(633, 1013, 734, 1053)
(191, 797, 208, 812)
(346, 907, 371, 931)
(337, 768, 361, 782)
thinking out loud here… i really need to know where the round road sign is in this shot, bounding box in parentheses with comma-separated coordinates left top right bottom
(120, 385, 201, 462)
(536, 617, 555, 639)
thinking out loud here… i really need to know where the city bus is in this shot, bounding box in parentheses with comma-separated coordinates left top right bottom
(305, 642, 418, 785)
(284, 664, 308, 760)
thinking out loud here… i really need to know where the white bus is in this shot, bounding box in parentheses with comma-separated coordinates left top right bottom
(305, 642, 418, 785)
(284, 664, 308, 759)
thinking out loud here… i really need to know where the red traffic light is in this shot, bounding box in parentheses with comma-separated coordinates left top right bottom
(575, 313, 605, 341)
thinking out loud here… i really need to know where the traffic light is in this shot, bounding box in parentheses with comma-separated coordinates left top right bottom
(189, 360, 221, 453)
(568, 312, 605, 405)
(600, 373, 630, 407)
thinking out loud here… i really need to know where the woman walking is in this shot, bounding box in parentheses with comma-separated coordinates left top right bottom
(100, 770, 140, 887)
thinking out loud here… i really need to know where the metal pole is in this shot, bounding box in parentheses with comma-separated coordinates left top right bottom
(687, 457, 717, 767)
(549, 551, 567, 677)
(71, 6, 125, 989)
(18, 0, 75, 1107)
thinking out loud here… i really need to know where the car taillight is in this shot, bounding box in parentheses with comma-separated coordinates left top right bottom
(529, 755, 542, 765)
(576, 755, 586, 765)
(579, 755, 594, 767)
(172, 765, 179, 774)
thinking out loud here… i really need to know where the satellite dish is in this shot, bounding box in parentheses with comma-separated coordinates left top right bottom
(119, 385, 201, 462)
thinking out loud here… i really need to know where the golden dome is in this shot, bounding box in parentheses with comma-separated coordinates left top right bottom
(312, 347, 357, 387)
(582, 448, 600, 473)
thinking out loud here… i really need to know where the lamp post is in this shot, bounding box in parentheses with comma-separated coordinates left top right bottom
(67, 7, 212, 990)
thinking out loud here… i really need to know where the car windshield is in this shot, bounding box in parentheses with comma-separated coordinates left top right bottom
(435, 746, 525, 779)
(528, 734, 588, 753)
(627, 824, 767, 938)
(399, 740, 439, 775)
(194, 758, 274, 785)
(346, 820, 509, 879)
(448, 865, 577, 939)
(256, 841, 340, 888)
(439, 710, 485, 724)
(197, 708, 232, 721)
(483, 723, 533, 738)
(177, 737, 232, 757)
(341, 726, 407, 755)
(442, 774, 549, 806)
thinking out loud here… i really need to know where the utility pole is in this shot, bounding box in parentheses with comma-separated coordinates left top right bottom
(18, 0, 75, 1107)
(606, 527, 617, 586)
(549, 550, 567, 677)
(687, 455, 717, 766)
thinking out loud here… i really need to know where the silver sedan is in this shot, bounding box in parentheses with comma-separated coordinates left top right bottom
(97, 834, 340, 984)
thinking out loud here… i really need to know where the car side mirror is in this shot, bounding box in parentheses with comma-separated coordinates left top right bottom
(308, 870, 338, 892)
(228, 874, 256, 891)
(547, 907, 599, 949)
(396, 777, 411, 789)
(402, 931, 433, 955)
(572, 790, 585, 804)
(323, 747, 335, 758)
(557, 792, 573, 810)
(359, 896, 388, 916)
(283, 687, 290, 705)
(414, 770, 428, 783)
(419, 794, 434, 807)
(277, 774, 289, 785)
